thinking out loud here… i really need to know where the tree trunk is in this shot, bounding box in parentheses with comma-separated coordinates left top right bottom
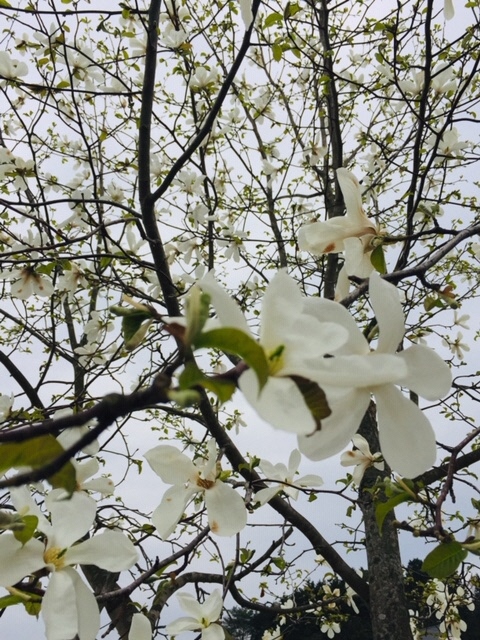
(358, 403, 413, 640)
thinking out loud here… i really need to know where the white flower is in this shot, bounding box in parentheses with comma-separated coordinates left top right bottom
(144, 439, 247, 538)
(320, 620, 341, 638)
(340, 434, 384, 485)
(166, 589, 225, 640)
(255, 449, 323, 504)
(0, 51, 28, 80)
(0, 393, 14, 421)
(199, 270, 348, 434)
(298, 271, 452, 477)
(238, 0, 253, 28)
(453, 311, 470, 329)
(298, 168, 380, 278)
(7, 267, 54, 300)
(0, 493, 138, 640)
(443, 331, 470, 360)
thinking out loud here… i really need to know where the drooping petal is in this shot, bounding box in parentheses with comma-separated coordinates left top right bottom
(298, 387, 371, 461)
(444, 0, 454, 20)
(70, 568, 102, 640)
(374, 384, 437, 477)
(239, 371, 317, 434)
(199, 271, 250, 333)
(151, 484, 195, 539)
(46, 491, 96, 548)
(129, 613, 152, 640)
(43, 569, 82, 640)
(203, 623, 226, 640)
(65, 530, 138, 571)
(0, 536, 44, 587)
(204, 481, 247, 536)
(343, 237, 374, 278)
(399, 345, 451, 400)
(144, 445, 196, 485)
(369, 272, 405, 354)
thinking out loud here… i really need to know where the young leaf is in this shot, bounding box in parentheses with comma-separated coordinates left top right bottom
(13, 515, 38, 545)
(179, 360, 236, 404)
(370, 244, 387, 274)
(194, 328, 269, 390)
(375, 492, 410, 532)
(422, 540, 468, 578)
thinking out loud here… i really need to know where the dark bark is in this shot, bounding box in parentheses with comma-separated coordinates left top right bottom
(358, 404, 413, 640)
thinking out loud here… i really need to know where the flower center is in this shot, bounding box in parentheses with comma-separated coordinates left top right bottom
(196, 476, 215, 490)
(268, 344, 285, 376)
(43, 546, 66, 570)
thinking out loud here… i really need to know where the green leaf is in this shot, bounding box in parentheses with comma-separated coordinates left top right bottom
(0, 436, 76, 493)
(264, 12, 283, 28)
(179, 360, 236, 404)
(0, 594, 24, 609)
(185, 289, 211, 344)
(370, 244, 387, 274)
(13, 515, 38, 545)
(0, 0, 12, 7)
(290, 375, 331, 430)
(194, 328, 269, 391)
(422, 540, 468, 578)
(272, 43, 283, 62)
(112, 309, 153, 350)
(375, 492, 410, 532)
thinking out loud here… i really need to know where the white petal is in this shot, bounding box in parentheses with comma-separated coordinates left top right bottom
(74, 458, 99, 485)
(199, 271, 250, 333)
(239, 371, 317, 434)
(71, 568, 101, 640)
(151, 484, 194, 539)
(304, 298, 368, 355)
(282, 320, 348, 368)
(343, 237, 374, 278)
(239, 0, 253, 28)
(297, 218, 349, 254)
(43, 569, 80, 640)
(0, 536, 44, 587)
(46, 491, 97, 548)
(288, 449, 301, 474)
(176, 592, 204, 620)
(336, 168, 364, 223)
(167, 616, 200, 634)
(310, 353, 407, 388)
(255, 486, 281, 505)
(203, 623, 225, 640)
(369, 272, 405, 354)
(202, 590, 223, 622)
(351, 434, 372, 457)
(399, 345, 451, 400)
(144, 445, 196, 484)
(129, 614, 152, 640)
(444, 0, 454, 20)
(295, 473, 324, 487)
(205, 482, 247, 536)
(66, 530, 138, 571)
(259, 271, 304, 348)
(298, 388, 371, 460)
(374, 385, 436, 477)
(340, 449, 367, 467)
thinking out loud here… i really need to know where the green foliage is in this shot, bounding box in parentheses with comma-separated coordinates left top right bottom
(422, 540, 468, 579)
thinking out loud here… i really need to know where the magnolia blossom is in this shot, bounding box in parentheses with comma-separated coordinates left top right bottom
(0, 51, 28, 80)
(0, 493, 138, 640)
(144, 439, 247, 538)
(298, 168, 380, 278)
(0, 392, 14, 421)
(340, 434, 384, 485)
(255, 449, 323, 505)
(199, 270, 348, 434)
(166, 589, 225, 640)
(6, 267, 54, 300)
(444, 0, 454, 20)
(298, 272, 452, 477)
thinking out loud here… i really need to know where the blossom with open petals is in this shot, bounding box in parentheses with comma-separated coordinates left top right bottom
(298, 168, 380, 278)
(255, 449, 323, 505)
(199, 270, 348, 434)
(340, 434, 384, 485)
(7, 267, 54, 300)
(144, 439, 247, 538)
(0, 493, 138, 640)
(166, 589, 225, 640)
(298, 271, 451, 477)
